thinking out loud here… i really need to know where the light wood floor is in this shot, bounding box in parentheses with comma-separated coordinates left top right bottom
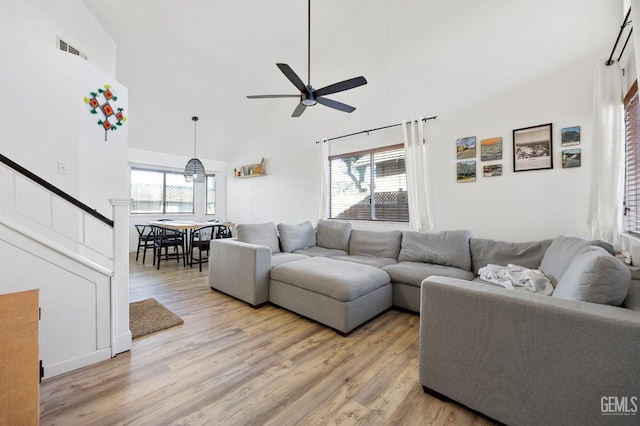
(39, 254, 495, 426)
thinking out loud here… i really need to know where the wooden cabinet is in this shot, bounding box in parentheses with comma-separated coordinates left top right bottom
(0, 289, 39, 425)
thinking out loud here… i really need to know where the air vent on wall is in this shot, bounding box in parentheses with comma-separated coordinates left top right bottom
(57, 37, 87, 60)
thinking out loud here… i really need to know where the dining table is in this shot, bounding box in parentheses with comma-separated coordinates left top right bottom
(147, 220, 234, 260)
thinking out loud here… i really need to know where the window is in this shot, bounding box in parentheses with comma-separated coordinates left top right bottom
(206, 174, 216, 215)
(329, 144, 408, 222)
(625, 81, 640, 235)
(130, 168, 194, 214)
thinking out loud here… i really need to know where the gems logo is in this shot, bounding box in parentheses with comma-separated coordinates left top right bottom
(601, 396, 638, 416)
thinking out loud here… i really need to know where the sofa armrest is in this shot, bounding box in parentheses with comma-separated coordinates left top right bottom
(419, 276, 640, 426)
(209, 239, 272, 307)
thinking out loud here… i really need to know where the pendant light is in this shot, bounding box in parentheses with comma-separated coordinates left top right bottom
(184, 116, 205, 182)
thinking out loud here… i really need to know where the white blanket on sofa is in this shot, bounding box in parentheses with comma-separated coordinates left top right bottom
(478, 264, 553, 295)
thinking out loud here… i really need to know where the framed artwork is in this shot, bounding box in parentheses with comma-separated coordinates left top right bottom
(562, 148, 581, 168)
(513, 123, 553, 172)
(457, 160, 476, 183)
(561, 126, 580, 146)
(483, 164, 502, 177)
(456, 136, 476, 160)
(481, 137, 502, 161)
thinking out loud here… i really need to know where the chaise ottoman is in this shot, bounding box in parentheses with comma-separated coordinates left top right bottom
(269, 257, 393, 335)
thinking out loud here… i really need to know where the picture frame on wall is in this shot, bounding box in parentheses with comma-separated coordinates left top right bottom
(561, 126, 580, 146)
(562, 148, 581, 168)
(513, 123, 553, 172)
(483, 164, 502, 177)
(457, 160, 476, 183)
(481, 137, 502, 161)
(456, 136, 476, 160)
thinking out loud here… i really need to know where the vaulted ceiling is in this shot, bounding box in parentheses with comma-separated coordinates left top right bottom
(84, 0, 375, 160)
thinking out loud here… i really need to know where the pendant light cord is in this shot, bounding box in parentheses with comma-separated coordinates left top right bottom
(192, 116, 199, 157)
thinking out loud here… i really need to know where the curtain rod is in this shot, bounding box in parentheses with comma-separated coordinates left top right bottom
(606, 7, 632, 66)
(316, 115, 437, 143)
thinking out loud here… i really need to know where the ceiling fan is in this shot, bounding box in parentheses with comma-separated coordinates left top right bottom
(246, 0, 367, 117)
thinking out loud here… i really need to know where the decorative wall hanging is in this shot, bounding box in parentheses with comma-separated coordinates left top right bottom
(457, 160, 476, 183)
(561, 126, 581, 146)
(513, 123, 553, 172)
(562, 148, 581, 168)
(483, 164, 503, 177)
(480, 137, 503, 161)
(83, 84, 127, 141)
(456, 136, 476, 160)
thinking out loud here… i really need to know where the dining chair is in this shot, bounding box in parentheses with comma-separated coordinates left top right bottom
(155, 218, 185, 247)
(134, 224, 156, 264)
(215, 224, 233, 239)
(152, 225, 186, 270)
(190, 225, 216, 272)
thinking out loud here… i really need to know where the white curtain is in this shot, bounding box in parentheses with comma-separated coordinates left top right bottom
(316, 138, 329, 222)
(402, 117, 434, 232)
(587, 61, 624, 248)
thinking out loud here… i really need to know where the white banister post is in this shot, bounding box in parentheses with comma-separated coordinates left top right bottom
(109, 198, 131, 356)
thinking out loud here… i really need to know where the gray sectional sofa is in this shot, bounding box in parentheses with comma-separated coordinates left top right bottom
(209, 219, 640, 425)
(209, 220, 483, 324)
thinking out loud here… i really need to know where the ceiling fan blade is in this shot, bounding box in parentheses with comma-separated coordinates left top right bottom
(291, 103, 307, 117)
(316, 96, 356, 113)
(314, 76, 367, 98)
(247, 94, 300, 99)
(276, 63, 308, 93)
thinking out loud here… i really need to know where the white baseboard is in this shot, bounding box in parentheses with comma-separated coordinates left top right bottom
(43, 348, 112, 380)
(112, 331, 132, 356)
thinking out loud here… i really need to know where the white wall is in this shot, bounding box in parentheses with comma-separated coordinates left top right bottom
(226, 0, 622, 242)
(0, 0, 124, 213)
(0, 223, 112, 379)
(0, 1, 130, 374)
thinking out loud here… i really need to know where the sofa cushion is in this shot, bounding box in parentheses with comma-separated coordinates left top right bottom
(293, 246, 348, 257)
(349, 229, 402, 259)
(271, 252, 309, 267)
(539, 235, 615, 285)
(277, 221, 316, 253)
(383, 261, 475, 287)
(398, 230, 472, 271)
(624, 278, 640, 311)
(552, 246, 630, 306)
(316, 219, 352, 251)
(270, 257, 390, 302)
(470, 238, 552, 275)
(332, 255, 398, 268)
(236, 222, 280, 253)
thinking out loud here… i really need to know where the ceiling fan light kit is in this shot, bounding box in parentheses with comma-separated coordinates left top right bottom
(247, 0, 367, 117)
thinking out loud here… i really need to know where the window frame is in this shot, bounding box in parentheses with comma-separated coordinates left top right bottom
(624, 80, 640, 236)
(130, 167, 195, 215)
(205, 174, 216, 215)
(328, 143, 409, 223)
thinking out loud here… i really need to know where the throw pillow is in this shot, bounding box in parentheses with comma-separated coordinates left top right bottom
(539, 235, 615, 286)
(236, 222, 280, 253)
(277, 221, 316, 253)
(349, 229, 402, 259)
(316, 219, 352, 251)
(552, 246, 631, 306)
(470, 238, 553, 275)
(398, 230, 472, 271)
